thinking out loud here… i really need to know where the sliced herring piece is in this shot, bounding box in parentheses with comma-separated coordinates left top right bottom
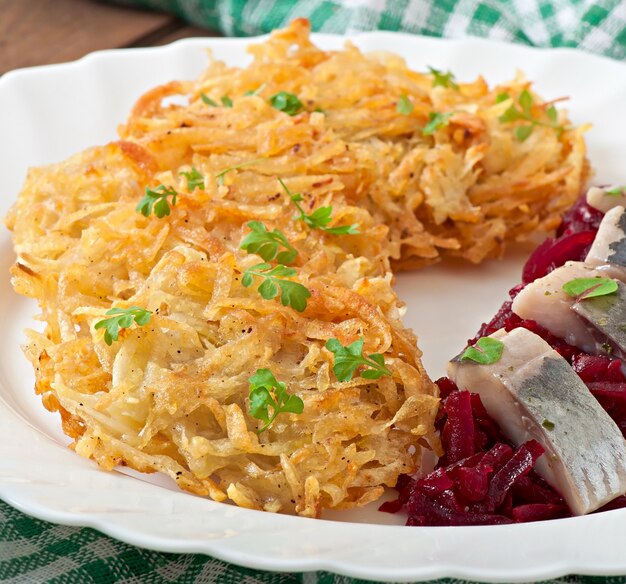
(448, 327, 626, 515)
(585, 205, 626, 281)
(511, 261, 605, 353)
(587, 186, 626, 213)
(572, 280, 626, 359)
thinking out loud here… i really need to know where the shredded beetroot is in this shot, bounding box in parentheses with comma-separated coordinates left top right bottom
(383, 193, 626, 526)
(572, 354, 626, 383)
(441, 391, 475, 465)
(557, 194, 604, 237)
(521, 230, 597, 285)
(382, 392, 569, 526)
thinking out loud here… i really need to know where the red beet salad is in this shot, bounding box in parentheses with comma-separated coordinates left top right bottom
(382, 188, 626, 526)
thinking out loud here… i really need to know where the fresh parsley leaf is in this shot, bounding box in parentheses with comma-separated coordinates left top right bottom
(136, 185, 178, 218)
(248, 368, 304, 433)
(269, 91, 304, 116)
(200, 93, 218, 106)
(495, 92, 511, 104)
(498, 90, 567, 141)
(278, 177, 359, 234)
(244, 83, 267, 96)
(221, 95, 233, 108)
(422, 112, 453, 135)
(94, 306, 152, 346)
(515, 125, 534, 142)
(397, 95, 414, 115)
(428, 67, 459, 91)
(518, 89, 533, 115)
(242, 262, 310, 312)
(325, 337, 392, 382)
(562, 277, 618, 300)
(180, 167, 205, 191)
(607, 186, 626, 196)
(459, 337, 504, 365)
(499, 106, 523, 123)
(215, 158, 264, 185)
(240, 221, 298, 264)
(546, 105, 558, 124)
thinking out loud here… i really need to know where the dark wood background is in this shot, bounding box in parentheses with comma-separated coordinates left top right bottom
(1, 0, 219, 75)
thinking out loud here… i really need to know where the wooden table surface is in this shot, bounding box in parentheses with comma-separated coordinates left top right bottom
(1, 0, 219, 75)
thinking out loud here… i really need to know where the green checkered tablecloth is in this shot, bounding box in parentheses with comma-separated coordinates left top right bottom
(113, 0, 626, 59)
(3, 1, 626, 583)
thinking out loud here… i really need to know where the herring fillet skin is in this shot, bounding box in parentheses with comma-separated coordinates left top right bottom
(585, 205, 626, 281)
(448, 327, 626, 515)
(511, 261, 607, 353)
(573, 279, 626, 359)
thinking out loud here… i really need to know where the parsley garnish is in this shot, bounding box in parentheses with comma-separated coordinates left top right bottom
(459, 337, 504, 365)
(242, 262, 310, 312)
(607, 186, 626, 196)
(397, 95, 414, 115)
(498, 90, 567, 141)
(248, 369, 304, 433)
(562, 277, 618, 300)
(542, 419, 555, 431)
(200, 93, 218, 106)
(325, 338, 392, 382)
(215, 158, 264, 185)
(244, 83, 267, 96)
(94, 307, 152, 346)
(180, 167, 204, 191)
(428, 67, 459, 91)
(269, 91, 304, 116)
(136, 185, 178, 218)
(278, 178, 359, 235)
(495, 92, 511, 104)
(200, 93, 233, 107)
(240, 221, 298, 264)
(422, 112, 453, 135)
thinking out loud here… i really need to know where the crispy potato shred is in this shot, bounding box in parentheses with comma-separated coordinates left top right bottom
(7, 20, 587, 517)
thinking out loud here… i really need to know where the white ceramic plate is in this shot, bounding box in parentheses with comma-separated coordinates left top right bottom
(1, 32, 626, 583)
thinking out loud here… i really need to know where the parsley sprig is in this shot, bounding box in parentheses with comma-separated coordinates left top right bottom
(459, 337, 504, 365)
(498, 90, 567, 142)
(562, 277, 618, 300)
(428, 67, 459, 91)
(397, 95, 414, 116)
(423, 112, 453, 135)
(136, 185, 178, 218)
(244, 83, 267, 96)
(94, 307, 152, 346)
(180, 167, 205, 191)
(240, 221, 298, 264)
(325, 338, 392, 382)
(269, 91, 304, 116)
(215, 158, 264, 185)
(242, 262, 310, 312)
(248, 369, 304, 433)
(201, 93, 233, 107)
(278, 178, 359, 235)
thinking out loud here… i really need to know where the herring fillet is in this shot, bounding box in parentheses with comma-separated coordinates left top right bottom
(587, 186, 626, 214)
(511, 261, 606, 353)
(448, 327, 626, 515)
(572, 280, 626, 359)
(585, 205, 626, 281)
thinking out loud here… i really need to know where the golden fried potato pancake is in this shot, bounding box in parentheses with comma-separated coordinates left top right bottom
(120, 19, 588, 268)
(6, 20, 588, 516)
(7, 141, 438, 516)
